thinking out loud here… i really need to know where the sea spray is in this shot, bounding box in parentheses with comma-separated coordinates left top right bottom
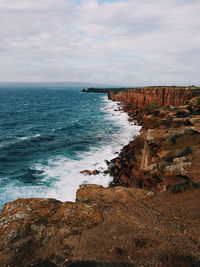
(0, 88, 141, 207)
(30, 96, 141, 202)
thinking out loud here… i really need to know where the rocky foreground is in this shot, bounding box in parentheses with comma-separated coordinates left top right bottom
(0, 86, 200, 266)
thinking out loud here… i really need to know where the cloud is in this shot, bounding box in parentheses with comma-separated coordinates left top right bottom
(0, 0, 200, 85)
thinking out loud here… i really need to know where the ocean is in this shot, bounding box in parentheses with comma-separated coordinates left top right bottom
(0, 87, 140, 208)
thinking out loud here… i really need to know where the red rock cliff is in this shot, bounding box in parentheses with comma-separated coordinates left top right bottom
(108, 87, 197, 108)
(107, 90, 200, 192)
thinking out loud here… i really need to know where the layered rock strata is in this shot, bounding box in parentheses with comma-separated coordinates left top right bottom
(108, 86, 199, 109)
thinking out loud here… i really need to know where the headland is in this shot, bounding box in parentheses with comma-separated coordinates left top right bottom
(81, 87, 132, 93)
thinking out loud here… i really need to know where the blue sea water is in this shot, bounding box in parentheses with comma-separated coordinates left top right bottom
(0, 87, 140, 208)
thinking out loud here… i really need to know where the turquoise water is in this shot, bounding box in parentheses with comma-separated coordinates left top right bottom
(0, 87, 140, 208)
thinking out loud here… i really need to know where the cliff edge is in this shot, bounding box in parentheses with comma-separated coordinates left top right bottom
(108, 86, 199, 108)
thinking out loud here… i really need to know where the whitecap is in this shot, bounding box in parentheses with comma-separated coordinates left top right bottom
(33, 134, 41, 138)
(17, 136, 29, 140)
(0, 96, 141, 205)
(30, 96, 141, 202)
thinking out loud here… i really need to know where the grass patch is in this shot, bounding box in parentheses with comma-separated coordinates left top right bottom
(184, 128, 198, 135)
(163, 155, 175, 163)
(149, 102, 159, 110)
(175, 110, 189, 118)
(184, 119, 192, 126)
(177, 147, 192, 157)
(82, 199, 90, 204)
(187, 105, 193, 112)
(158, 161, 169, 171)
(197, 98, 200, 106)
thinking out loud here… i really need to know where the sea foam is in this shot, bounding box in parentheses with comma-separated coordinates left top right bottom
(31, 96, 141, 202)
(0, 96, 141, 205)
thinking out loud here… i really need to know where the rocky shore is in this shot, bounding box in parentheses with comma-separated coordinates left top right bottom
(106, 86, 200, 192)
(0, 86, 200, 266)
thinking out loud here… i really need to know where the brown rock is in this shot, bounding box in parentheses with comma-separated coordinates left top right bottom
(92, 170, 100, 175)
(0, 187, 200, 266)
(108, 87, 195, 109)
(119, 174, 129, 184)
(80, 170, 92, 175)
(157, 150, 171, 159)
(160, 255, 200, 267)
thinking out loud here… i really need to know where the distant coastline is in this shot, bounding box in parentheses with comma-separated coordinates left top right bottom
(81, 87, 132, 93)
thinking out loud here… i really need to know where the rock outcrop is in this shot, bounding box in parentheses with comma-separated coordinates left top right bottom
(0, 185, 200, 266)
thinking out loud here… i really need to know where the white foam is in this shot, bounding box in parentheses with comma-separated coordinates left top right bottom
(18, 136, 28, 140)
(32, 96, 141, 202)
(17, 134, 40, 141)
(33, 134, 41, 138)
(5, 134, 41, 145)
(0, 96, 141, 204)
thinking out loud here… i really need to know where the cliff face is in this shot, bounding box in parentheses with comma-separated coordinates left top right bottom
(108, 89, 200, 192)
(108, 87, 197, 109)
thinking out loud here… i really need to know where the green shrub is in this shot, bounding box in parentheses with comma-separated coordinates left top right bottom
(171, 184, 181, 193)
(175, 110, 189, 118)
(149, 102, 159, 110)
(167, 133, 181, 146)
(184, 119, 192, 126)
(158, 161, 169, 171)
(177, 147, 192, 157)
(82, 199, 90, 204)
(163, 155, 175, 163)
(184, 128, 198, 135)
(186, 105, 193, 112)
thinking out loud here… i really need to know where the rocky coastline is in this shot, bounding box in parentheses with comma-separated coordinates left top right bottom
(106, 86, 200, 192)
(0, 86, 200, 266)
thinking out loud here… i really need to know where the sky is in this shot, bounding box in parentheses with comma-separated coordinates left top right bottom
(0, 0, 200, 86)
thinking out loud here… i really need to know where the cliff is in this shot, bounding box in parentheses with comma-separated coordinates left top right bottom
(0, 87, 200, 267)
(107, 88, 200, 192)
(108, 86, 199, 109)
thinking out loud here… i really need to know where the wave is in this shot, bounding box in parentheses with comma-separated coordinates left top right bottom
(18, 136, 29, 140)
(31, 96, 141, 202)
(33, 134, 41, 138)
(0, 96, 141, 206)
(51, 122, 83, 133)
(0, 134, 42, 150)
(18, 134, 41, 140)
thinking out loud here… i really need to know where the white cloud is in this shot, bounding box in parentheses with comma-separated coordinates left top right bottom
(0, 0, 199, 85)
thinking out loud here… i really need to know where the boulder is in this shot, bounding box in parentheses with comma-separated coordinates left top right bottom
(92, 170, 100, 175)
(80, 170, 92, 175)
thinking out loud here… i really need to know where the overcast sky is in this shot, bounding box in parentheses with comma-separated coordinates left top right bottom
(0, 0, 200, 86)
